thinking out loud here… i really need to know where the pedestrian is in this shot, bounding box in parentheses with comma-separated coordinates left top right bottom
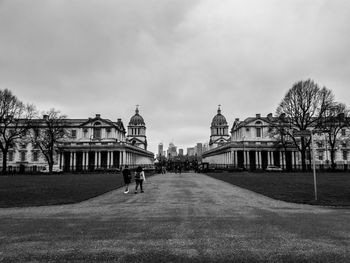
(134, 166, 146, 194)
(122, 165, 131, 194)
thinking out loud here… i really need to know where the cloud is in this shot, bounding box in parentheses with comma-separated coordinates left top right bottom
(1, 0, 350, 153)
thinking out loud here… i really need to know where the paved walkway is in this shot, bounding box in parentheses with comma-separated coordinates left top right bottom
(0, 173, 349, 262)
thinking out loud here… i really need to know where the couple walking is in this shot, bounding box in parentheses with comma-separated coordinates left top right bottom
(122, 165, 146, 194)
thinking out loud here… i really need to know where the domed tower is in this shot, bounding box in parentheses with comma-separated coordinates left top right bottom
(127, 105, 147, 150)
(210, 105, 230, 148)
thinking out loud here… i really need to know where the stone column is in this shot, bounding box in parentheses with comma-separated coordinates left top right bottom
(95, 152, 98, 168)
(258, 151, 262, 169)
(82, 152, 86, 171)
(107, 151, 111, 168)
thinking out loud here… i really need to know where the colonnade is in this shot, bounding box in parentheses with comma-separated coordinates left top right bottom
(58, 150, 150, 171)
(203, 149, 302, 170)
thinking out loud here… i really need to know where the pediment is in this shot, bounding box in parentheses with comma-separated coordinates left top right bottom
(80, 117, 116, 128)
(244, 118, 271, 127)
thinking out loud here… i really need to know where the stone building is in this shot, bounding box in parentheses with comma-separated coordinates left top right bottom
(202, 110, 350, 171)
(1, 109, 154, 173)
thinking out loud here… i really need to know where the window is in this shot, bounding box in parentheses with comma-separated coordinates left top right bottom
(20, 143, 27, 149)
(33, 151, 39, 162)
(318, 150, 324, 160)
(343, 150, 348, 161)
(106, 128, 111, 138)
(71, 130, 77, 139)
(342, 143, 347, 148)
(256, 127, 261, 138)
(83, 129, 88, 138)
(8, 151, 14, 162)
(93, 122, 101, 139)
(20, 152, 26, 162)
(341, 129, 346, 136)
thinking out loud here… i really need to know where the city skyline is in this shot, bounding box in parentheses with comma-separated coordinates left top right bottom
(1, 1, 350, 155)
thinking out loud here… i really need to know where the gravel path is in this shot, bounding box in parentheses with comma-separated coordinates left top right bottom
(0, 173, 349, 262)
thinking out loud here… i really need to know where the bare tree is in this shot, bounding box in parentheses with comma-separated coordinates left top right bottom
(316, 103, 350, 170)
(30, 109, 69, 173)
(0, 89, 36, 173)
(274, 79, 334, 171)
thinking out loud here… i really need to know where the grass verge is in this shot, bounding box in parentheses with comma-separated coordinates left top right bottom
(205, 171, 350, 206)
(0, 173, 128, 208)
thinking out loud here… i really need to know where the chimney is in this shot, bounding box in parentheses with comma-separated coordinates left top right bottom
(96, 114, 101, 118)
(256, 113, 261, 118)
(235, 118, 239, 122)
(267, 113, 273, 119)
(43, 114, 49, 120)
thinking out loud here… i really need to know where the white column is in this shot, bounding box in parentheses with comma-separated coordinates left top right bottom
(107, 151, 111, 168)
(246, 151, 250, 167)
(59, 153, 63, 169)
(258, 151, 262, 169)
(111, 151, 114, 167)
(70, 152, 73, 171)
(292, 152, 295, 170)
(255, 151, 259, 169)
(267, 151, 271, 166)
(95, 152, 98, 167)
(82, 152, 86, 170)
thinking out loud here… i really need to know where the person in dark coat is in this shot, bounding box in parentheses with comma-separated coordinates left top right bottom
(122, 165, 131, 194)
(134, 166, 146, 194)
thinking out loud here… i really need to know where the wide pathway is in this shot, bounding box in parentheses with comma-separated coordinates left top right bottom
(0, 173, 349, 262)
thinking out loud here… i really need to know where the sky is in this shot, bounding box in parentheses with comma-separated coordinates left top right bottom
(1, 0, 350, 154)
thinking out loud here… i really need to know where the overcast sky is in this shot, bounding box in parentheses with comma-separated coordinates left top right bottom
(1, 0, 350, 154)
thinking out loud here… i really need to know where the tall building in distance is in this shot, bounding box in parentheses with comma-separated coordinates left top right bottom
(167, 142, 177, 158)
(196, 143, 203, 156)
(187, 147, 195, 156)
(179, 149, 184, 156)
(158, 143, 163, 157)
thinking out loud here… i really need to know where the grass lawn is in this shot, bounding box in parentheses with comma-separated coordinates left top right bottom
(205, 171, 350, 206)
(0, 173, 128, 208)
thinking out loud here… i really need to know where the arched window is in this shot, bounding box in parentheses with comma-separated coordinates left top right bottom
(255, 121, 262, 138)
(93, 122, 101, 139)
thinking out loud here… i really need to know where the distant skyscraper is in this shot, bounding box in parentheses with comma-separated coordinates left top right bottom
(167, 142, 177, 158)
(158, 143, 163, 157)
(179, 149, 184, 155)
(196, 143, 203, 156)
(187, 147, 195, 156)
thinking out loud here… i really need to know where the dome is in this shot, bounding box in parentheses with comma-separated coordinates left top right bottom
(211, 106, 228, 127)
(129, 107, 145, 125)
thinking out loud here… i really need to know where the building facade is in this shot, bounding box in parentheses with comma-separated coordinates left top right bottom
(203, 110, 350, 171)
(1, 109, 154, 173)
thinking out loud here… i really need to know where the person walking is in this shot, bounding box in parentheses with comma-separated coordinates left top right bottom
(122, 165, 131, 194)
(134, 166, 146, 194)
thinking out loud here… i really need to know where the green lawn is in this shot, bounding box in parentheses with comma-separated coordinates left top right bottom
(205, 171, 350, 206)
(0, 173, 127, 208)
